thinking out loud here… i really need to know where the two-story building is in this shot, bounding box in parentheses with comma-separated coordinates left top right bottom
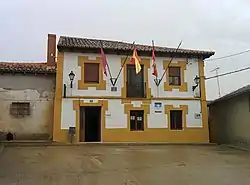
(53, 35, 214, 143)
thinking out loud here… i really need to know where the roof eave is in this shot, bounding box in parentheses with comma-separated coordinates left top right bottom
(57, 45, 215, 59)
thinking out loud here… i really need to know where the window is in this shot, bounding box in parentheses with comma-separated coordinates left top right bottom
(10, 102, 30, 117)
(84, 63, 99, 83)
(130, 110, 144, 131)
(126, 65, 145, 98)
(169, 67, 181, 85)
(170, 110, 183, 130)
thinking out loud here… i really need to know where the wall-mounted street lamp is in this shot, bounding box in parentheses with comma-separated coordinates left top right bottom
(68, 71, 75, 88)
(192, 75, 200, 91)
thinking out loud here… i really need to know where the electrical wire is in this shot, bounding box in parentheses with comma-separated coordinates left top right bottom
(205, 49, 250, 61)
(205, 66, 250, 80)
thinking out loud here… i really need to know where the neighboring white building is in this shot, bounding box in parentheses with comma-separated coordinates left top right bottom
(53, 35, 215, 143)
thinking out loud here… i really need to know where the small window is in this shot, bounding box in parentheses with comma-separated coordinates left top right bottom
(130, 110, 144, 131)
(170, 110, 183, 130)
(84, 63, 99, 83)
(10, 102, 30, 117)
(169, 67, 181, 85)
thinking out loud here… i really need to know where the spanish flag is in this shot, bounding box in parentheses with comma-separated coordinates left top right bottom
(131, 48, 141, 74)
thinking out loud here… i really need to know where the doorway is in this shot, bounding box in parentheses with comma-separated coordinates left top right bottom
(79, 106, 101, 142)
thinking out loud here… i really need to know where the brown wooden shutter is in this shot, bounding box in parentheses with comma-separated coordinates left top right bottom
(84, 63, 99, 83)
(169, 67, 180, 77)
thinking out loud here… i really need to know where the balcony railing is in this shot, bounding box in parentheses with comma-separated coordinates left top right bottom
(126, 82, 146, 98)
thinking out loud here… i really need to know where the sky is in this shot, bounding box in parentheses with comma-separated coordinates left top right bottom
(1, 0, 250, 100)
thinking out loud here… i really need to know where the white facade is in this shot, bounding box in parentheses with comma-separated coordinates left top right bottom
(61, 99, 202, 130)
(60, 52, 203, 131)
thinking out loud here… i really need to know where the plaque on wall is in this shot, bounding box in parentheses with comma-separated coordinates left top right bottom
(194, 113, 201, 119)
(154, 102, 162, 113)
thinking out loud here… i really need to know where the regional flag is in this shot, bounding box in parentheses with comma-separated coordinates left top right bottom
(131, 48, 141, 74)
(152, 45, 158, 77)
(100, 47, 107, 76)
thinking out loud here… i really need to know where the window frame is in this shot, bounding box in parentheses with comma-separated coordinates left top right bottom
(168, 67, 181, 86)
(10, 102, 30, 118)
(164, 105, 188, 131)
(84, 63, 100, 84)
(126, 64, 145, 98)
(163, 60, 188, 92)
(170, 110, 183, 130)
(129, 110, 144, 131)
(78, 56, 106, 90)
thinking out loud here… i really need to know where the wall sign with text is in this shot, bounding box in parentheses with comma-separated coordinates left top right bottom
(154, 102, 162, 113)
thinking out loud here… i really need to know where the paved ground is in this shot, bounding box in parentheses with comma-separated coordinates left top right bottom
(0, 145, 250, 185)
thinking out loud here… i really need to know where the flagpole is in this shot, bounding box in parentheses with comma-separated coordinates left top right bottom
(152, 40, 159, 97)
(152, 40, 158, 84)
(114, 41, 135, 86)
(99, 40, 113, 80)
(156, 40, 182, 86)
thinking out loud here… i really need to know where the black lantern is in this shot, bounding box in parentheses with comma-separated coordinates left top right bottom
(68, 71, 75, 88)
(192, 75, 200, 91)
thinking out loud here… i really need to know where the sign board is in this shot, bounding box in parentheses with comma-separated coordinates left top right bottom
(111, 87, 117, 92)
(105, 111, 111, 117)
(68, 127, 76, 135)
(154, 102, 162, 113)
(194, 113, 201, 119)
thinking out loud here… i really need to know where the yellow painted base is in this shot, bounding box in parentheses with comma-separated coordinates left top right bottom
(54, 127, 209, 143)
(103, 128, 209, 143)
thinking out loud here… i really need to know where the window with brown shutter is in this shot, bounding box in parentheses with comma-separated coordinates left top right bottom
(169, 67, 181, 85)
(84, 63, 99, 83)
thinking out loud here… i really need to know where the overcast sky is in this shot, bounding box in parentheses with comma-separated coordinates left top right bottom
(1, 0, 250, 100)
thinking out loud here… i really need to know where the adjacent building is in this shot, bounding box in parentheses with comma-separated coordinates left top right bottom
(0, 34, 56, 140)
(208, 85, 250, 147)
(53, 36, 214, 143)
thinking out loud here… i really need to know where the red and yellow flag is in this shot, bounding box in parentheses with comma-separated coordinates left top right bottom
(131, 48, 141, 74)
(152, 45, 158, 77)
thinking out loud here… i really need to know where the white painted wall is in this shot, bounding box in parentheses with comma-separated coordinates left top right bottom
(105, 100, 126, 128)
(61, 99, 75, 129)
(63, 52, 199, 98)
(60, 99, 202, 129)
(63, 52, 123, 97)
(149, 100, 202, 128)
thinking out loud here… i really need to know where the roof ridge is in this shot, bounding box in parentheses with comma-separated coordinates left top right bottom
(58, 36, 215, 56)
(208, 84, 250, 105)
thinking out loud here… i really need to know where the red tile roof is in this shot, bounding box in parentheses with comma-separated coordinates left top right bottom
(0, 62, 56, 74)
(58, 36, 215, 59)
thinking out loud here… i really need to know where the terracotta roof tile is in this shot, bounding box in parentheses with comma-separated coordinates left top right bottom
(0, 62, 56, 74)
(58, 36, 215, 59)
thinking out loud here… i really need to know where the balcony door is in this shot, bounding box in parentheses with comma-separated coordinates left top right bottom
(126, 65, 144, 98)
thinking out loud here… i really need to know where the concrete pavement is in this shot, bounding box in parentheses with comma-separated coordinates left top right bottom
(0, 145, 250, 184)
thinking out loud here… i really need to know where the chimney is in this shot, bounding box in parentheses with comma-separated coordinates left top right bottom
(47, 34, 56, 66)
